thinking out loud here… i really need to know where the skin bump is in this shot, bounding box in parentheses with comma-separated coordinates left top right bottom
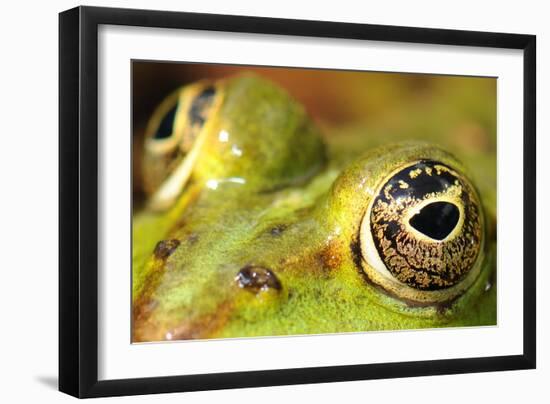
(153, 239, 181, 260)
(235, 265, 282, 293)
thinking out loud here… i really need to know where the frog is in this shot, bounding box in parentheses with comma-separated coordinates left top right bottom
(132, 73, 496, 342)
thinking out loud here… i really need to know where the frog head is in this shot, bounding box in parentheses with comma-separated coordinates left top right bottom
(141, 73, 325, 210)
(132, 74, 496, 342)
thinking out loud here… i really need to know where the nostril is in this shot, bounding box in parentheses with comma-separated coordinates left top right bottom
(409, 201, 460, 241)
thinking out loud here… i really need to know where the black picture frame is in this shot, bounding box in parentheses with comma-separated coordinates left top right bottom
(59, 5, 536, 398)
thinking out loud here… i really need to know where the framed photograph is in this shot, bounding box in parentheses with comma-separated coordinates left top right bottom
(59, 6, 536, 398)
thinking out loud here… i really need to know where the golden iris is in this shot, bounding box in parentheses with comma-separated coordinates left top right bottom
(360, 160, 484, 303)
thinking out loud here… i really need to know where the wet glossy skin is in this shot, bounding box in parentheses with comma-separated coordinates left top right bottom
(132, 74, 496, 342)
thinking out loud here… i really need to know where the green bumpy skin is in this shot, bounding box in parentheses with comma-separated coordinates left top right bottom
(132, 74, 496, 342)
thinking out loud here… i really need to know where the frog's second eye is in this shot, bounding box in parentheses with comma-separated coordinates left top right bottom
(182, 86, 217, 152)
(142, 83, 221, 202)
(189, 86, 216, 126)
(146, 85, 218, 154)
(359, 160, 484, 303)
(152, 103, 178, 141)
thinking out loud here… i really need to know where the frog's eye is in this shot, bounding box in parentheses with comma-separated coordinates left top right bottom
(142, 83, 221, 205)
(359, 160, 484, 304)
(183, 86, 217, 151)
(153, 102, 178, 140)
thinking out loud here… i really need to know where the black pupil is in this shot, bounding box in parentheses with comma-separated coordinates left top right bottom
(153, 103, 178, 140)
(409, 201, 460, 241)
(189, 86, 216, 126)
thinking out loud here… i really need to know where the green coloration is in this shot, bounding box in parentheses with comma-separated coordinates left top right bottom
(133, 74, 496, 342)
(190, 74, 326, 191)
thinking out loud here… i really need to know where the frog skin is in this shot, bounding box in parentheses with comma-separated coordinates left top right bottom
(132, 74, 496, 342)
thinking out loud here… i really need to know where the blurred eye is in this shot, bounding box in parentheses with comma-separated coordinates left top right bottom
(142, 93, 185, 197)
(189, 86, 216, 126)
(146, 84, 218, 154)
(181, 86, 217, 152)
(359, 160, 484, 303)
(146, 93, 183, 155)
(152, 102, 179, 140)
(142, 83, 221, 209)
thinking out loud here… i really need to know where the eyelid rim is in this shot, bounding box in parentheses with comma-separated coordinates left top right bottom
(146, 81, 225, 211)
(144, 87, 187, 154)
(358, 159, 486, 304)
(145, 81, 216, 155)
